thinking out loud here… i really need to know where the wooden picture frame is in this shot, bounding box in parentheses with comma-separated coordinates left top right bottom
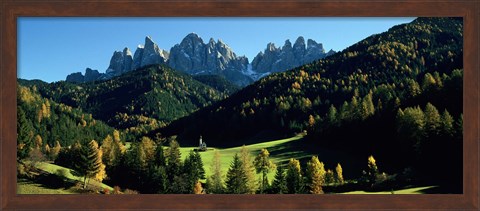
(1, 0, 478, 210)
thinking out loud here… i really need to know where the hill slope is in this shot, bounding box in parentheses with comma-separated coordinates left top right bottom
(17, 84, 114, 152)
(20, 65, 233, 138)
(158, 17, 463, 191)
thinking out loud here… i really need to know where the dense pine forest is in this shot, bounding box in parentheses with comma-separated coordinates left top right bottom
(17, 17, 462, 194)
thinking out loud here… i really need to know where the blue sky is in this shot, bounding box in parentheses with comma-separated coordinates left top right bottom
(18, 17, 415, 82)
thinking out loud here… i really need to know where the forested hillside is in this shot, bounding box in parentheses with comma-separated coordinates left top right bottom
(17, 84, 113, 159)
(159, 17, 463, 190)
(19, 65, 234, 139)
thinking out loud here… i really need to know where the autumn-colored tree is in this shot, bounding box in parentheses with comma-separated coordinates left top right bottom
(94, 148, 107, 183)
(239, 145, 257, 193)
(308, 115, 315, 129)
(101, 135, 116, 167)
(305, 156, 325, 194)
(51, 141, 61, 161)
(193, 180, 203, 194)
(207, 150, 225, 193)
(366, 155, 379, 185)
(359, 92, 375, 120)
(335, 163, 345, 184)
(139, 136, 156, 166)
(34, 134, 43, 149)
(253, 148, 276, 193)
(43, 144, 51, 159)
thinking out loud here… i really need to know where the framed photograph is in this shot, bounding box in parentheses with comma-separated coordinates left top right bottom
(1, 0, 478, 210)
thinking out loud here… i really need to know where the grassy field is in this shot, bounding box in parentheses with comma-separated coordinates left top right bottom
(18, 161, 114, 194)
(19, 138, 438, 194)
(17, 178, 76, 194)
(342, 186, 438, 194)
(178, 134, 310, 182)
(34, 162, 114, 191)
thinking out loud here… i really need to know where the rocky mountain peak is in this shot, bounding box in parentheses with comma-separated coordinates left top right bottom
(139, 36, 168, 68)
(106, 47, 133, 76)
(132, 45, 144, 70)
(307, 39, 323, 52)
(252, 36, 333, 74)
(168, 33, 251, 86)
(65, 68, 101, 83)
(294, 36, 305, 46)
(266, 43, 278, 52)
(283, 39, 293, 50)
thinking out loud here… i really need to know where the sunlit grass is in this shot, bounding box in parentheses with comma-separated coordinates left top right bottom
(17, 178, 75, 194)
(341, 186, 437, 194)
(33, 162, 113, 191)
(179, 134, 306, 182)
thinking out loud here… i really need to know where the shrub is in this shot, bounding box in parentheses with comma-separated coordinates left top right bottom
(124, 189, 139, 194)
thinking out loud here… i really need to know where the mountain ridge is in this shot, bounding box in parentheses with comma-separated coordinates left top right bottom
(65, 33, 333, 86)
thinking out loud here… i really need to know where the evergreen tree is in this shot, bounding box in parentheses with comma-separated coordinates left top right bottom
(327, 104, 338, 127)
(72, 140, 105, 189)
(456, 114, 463, 140)
(150, 165, 168, 194)
(440, 109, 455, 138)
(339, 101, 350, 121)
(166, 140, 182, 184)
(183, 150, 206, 193)
(396, 106, 426, 153)
(270, 165, 287, 194)
(285, 158, 303, 194)
(407, 79, 422, 98)
(424, 102, 441, 136)
(144, 142, 168, 194)
(225, 153, 248, 194)
(154, 142, 166, 167)
(17, 108, 34, 160)
(253, 148, 276, 193)
(422, 72, 437, 92)
(325, 169, 335, 185)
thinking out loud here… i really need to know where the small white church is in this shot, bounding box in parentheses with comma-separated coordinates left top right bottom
(197, 135, 207, 151)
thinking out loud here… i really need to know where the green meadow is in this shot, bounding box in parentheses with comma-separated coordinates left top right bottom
(179, 134, 306, 182)
(18, 161, 113, 194)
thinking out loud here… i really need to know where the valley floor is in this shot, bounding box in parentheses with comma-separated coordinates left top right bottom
(17, 135, 450, 194)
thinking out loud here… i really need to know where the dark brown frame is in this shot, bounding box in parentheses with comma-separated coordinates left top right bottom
(1, 0, 478, 210)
